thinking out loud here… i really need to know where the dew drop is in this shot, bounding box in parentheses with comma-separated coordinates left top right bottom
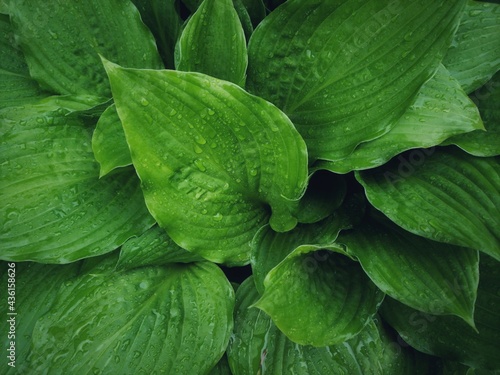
(213, 213, 223, 221)
(169, 109, 177, 116)
(140, 98, 149, 106)
(194, 145, 203, 154)
(208, 109, 215, 116)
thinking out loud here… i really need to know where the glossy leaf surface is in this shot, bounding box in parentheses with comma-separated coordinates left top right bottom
(381, 255, 500, 372)
(339, 219, 479, 326)
(175, 0, 247, 86)
(0, 99, 155, 263)
(317, 65, 483, 173)
(247, 0, 467, 161)
(228, 277, 407, 375)
(443, 0, 500, 93)
(357, 148, 500, 261)
(105, 62, 308, 265)
(254, 246, 384, 346)
(5, 0, 163, 96)
(29, 262, 235, 374)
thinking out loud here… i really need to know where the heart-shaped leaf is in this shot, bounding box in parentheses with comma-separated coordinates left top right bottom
(117, 225, 204, 271)
(443, 0, 500, 94)
(228, 277, 409, 375)
(92, 104, 132, 177)
(28, 261, 235, 374)
(357, 147, 500, 261)
(5, 0, 163, 96)
(104, 61, 308, 265)
(0, 261, 80, 374)
(247, 0, 467, 161)
(381, 255, 500, 372)
(175, 0, 247, 86)
(0, 99, 155, 263)
(339, 219, 479, 327)
(315, 65, 483, 173)
(254, 245, 384, 346)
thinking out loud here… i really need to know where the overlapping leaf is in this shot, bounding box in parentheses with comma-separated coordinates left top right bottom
(247, 0, 467, 161)
(443, 0, 500, 93)
(105, 62, 308, 265)
(357, 148, 500, 260)
(175, 0, 247, 86)
(28, 261, 235, 374)
(5, 0, 163, 96)
(254, 245, 384, 346)
(131, 0, 182, 68)
(381, 255, 500, 372)
(0, 261, 80, 374)
(117, 225, 204, 271)
(316, 65, 483, 173)
(339, 219, 479, 326)
(0, 99, 155, 263)
(92, 104, 132, 177)
(444, 71, 500, 157)
(0, 13, 47, 109)
(228, 277, 408, 375)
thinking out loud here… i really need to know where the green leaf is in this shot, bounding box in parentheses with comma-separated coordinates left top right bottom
(175, 0, 248, 86)
(240, 0, 266, 27)
(251, 201, 358, 295)
(357, 147, 500, 261)
(228, 277, 407, 375)
(0, 13, 47, 109)
(381, 255, 500, 372)
(28, 261, 234, 374)
(131, 0, 182, 69)
(254, 245, 384, 346)
(247, 0, 467, 161)
(0, 99, 155, 263)
(104, 62, 308, 265)
(92, 104, 132, 177)
(117, 225, 205, 271)
(339, 219, 479, 327)
(0, 261, 80, 374)
(444, 71, 500, 157)
(5, 0, 163, 96)
(315, 65, 484, 173)
(443, 0, 500, 94)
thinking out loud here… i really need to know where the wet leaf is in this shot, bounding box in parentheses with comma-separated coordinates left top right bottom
(0, 99, 155, 263)
(29, 261, 235, 374)
(104, 61, 308, 265)
(357, 148, 500, 261)
(247, 0, 467, 161)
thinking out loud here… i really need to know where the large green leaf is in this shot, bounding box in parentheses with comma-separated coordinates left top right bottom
(381, 255, 500, 372)
(444, 71, 500, 157)
(92, 104, 132, 177)
(339, 219, 479, 327)
(315, 65, 483, 173)
(0, 261, 80, 374)
(104, 61, 308, 265)
(117, 225, 204, 271)
(0, 13, 47, 109)
(131, 0, 182, 69)
(443, 0, 500, 94)
(5, 0, 163, 97)
(357, 148, 500, 261)
(247, 0, 467, 161)
(0, 98, 155, 263)
(28, 261, 234, 374)
(254, 245, 384, 346)
(228, 277, 409, 375)
(175, 0, 247, 86)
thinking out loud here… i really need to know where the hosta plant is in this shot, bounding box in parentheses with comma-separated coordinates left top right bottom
(1, 0, 499, 374)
